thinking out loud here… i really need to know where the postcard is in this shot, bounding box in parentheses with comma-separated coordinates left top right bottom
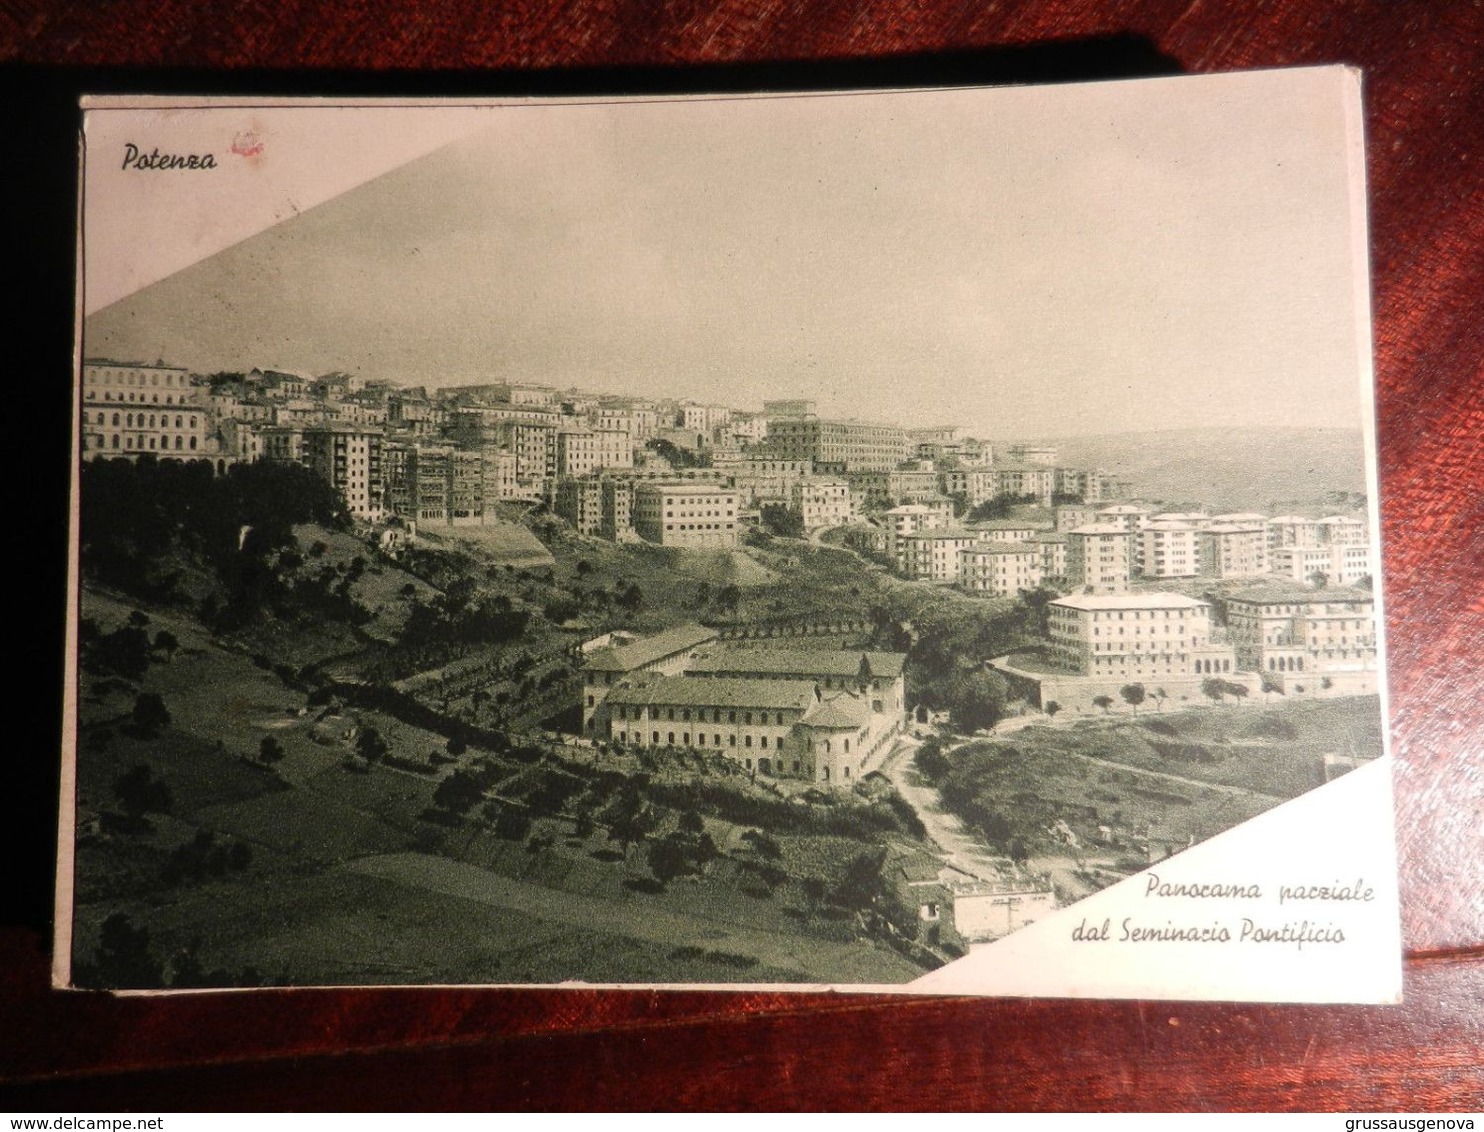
(61, 67, 1400, 1000)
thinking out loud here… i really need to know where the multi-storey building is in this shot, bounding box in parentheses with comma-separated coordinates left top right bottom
(791, 477, 853, 531)
(580, 622, 719, 730)
(1028, 531, 1068, 581)
(898, 529, 979, 582)
(938, 468, 999, 507)
(1006, 444, 1058, 467)
(1046, 593, 1234, 680)
(765, 417, 911, 472)
(964, 519, 1042, 543)
(300, 423, 384, 520)
(1269, 543, 1374, 587)
(593, 642, 906, 785)
(554, 475, 605, 535)
(633, 483, 740, 548)
(881, 503, 948, 559)
(959, 542, 1044, 596)
(993, 465, 1056, 506)
(384, 442, 452, 523)
(1065, 524, 1132, 592)
(724, 457, 814, 506)
(1198, 523, 1269, 577)
(1095, 504, 1151, 533)
(600, 477, 634, 539)
(1316, 515, 1368, 545)
(1138, 521, 1201, 579)
(80, 360, 210, 461)
(555, 427, 634, 476)
(684, 645, 907, 723)
(679, 403, 732, 435)
(1224, 585, 1377, 691)
(591, 403, 661, 439)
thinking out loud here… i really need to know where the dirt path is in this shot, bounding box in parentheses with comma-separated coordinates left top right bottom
(878, 738, 1005, 883)
(1055, 748, 1285, 801)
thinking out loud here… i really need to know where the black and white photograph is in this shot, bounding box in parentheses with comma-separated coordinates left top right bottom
(63, 69, 1398, 997)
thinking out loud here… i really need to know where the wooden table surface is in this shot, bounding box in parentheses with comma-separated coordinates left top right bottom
(3, 0, 1481, 1111)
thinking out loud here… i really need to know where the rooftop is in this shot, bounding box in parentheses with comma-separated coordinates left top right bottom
(1051, 593, 1208, 611)
(686, 646, 906, 680)
(604, 674, 818, 711)
(800, 692, 872, 730)
(582, 622, 718, 673)
(1224, 585, 1373, 607)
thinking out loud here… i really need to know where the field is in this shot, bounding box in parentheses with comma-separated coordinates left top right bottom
(923, 695, 1385, 901)
(71, 576, 932, 988)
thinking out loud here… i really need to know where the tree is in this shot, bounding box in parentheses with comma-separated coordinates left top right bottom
(618, 583, 644, 614)
(85, 913, 164, 989)
(113, 764, 173, 823)
(914, 737, 950, 781)
(1308, 570, 1329, 590)
(130, 692, 171, 737)
(1119, 683, 1146, 715)
(1226, 680, 1250, 705)
(1153, 687, 1169, 713)
(1201, 677, 1225, 704)
(647, 833, 693, 887)
(1044, 700, 1061, 719)
(258, 736, 285, 764)
(152, 630, 179, 661)
(433, 770, 485, 817)
(760, 503, 805, 539)
(356, 726, 388, 765)
(1092, 695, 1114, 715)
(945, 668, 1007, 733)
(1259, 674, 1284, 701)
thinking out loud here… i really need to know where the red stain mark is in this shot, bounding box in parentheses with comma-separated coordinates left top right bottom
(230, 130, 264, 158)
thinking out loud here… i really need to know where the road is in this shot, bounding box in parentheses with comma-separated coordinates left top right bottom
(878, 737, 1006, 882)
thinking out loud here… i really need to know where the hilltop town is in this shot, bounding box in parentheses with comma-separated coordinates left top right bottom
(71, 359, 1382, 986)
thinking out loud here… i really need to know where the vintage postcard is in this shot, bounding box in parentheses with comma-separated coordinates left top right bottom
(62, 68, 1401, 1000)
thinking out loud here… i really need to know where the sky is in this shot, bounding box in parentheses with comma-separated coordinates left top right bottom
(83, 70, 1371, 439)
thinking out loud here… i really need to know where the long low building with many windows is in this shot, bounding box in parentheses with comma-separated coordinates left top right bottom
(595, 672, 891, 785)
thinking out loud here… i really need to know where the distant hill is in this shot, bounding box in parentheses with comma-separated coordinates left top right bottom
(1038, 427, 1367, 513)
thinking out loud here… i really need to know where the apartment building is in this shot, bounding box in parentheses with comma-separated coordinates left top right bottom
(1046, 593, 1234, 680)
(1065, 524, 1132, 592)
(1224, 585, 1377, 691)
(1138, 521, 1201, 579)
(633, 483, 740, 548)
(764, 417, 911, 472)
(80, 360, 210, 461)
(898, 529, 979, 582)
(1198, 523, 1269, 578)
(300, 423, 385, 521)
(1269, 543, 1374, 587)
(555, 427, 634, 476)
(791, 477, 853, 531)
(959, 541, 1044, 597)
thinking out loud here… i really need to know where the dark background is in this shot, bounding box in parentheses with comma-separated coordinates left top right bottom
(3, 0, 1481, 1111)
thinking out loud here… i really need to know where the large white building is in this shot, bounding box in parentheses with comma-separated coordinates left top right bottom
(591, 643, 907, 785)
(791, 477, 853, 531)
(959, 542, 1044, 597)
(1138, 521, 1201, 579)
(1224, 585, 1377, 693)
(1065, 524, 1132, 593)
(1046, 593, 1235, 681)
(633, 483, 740, 548)
(80, 360, 211, 461)
(1198, 523, 1269, 578)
